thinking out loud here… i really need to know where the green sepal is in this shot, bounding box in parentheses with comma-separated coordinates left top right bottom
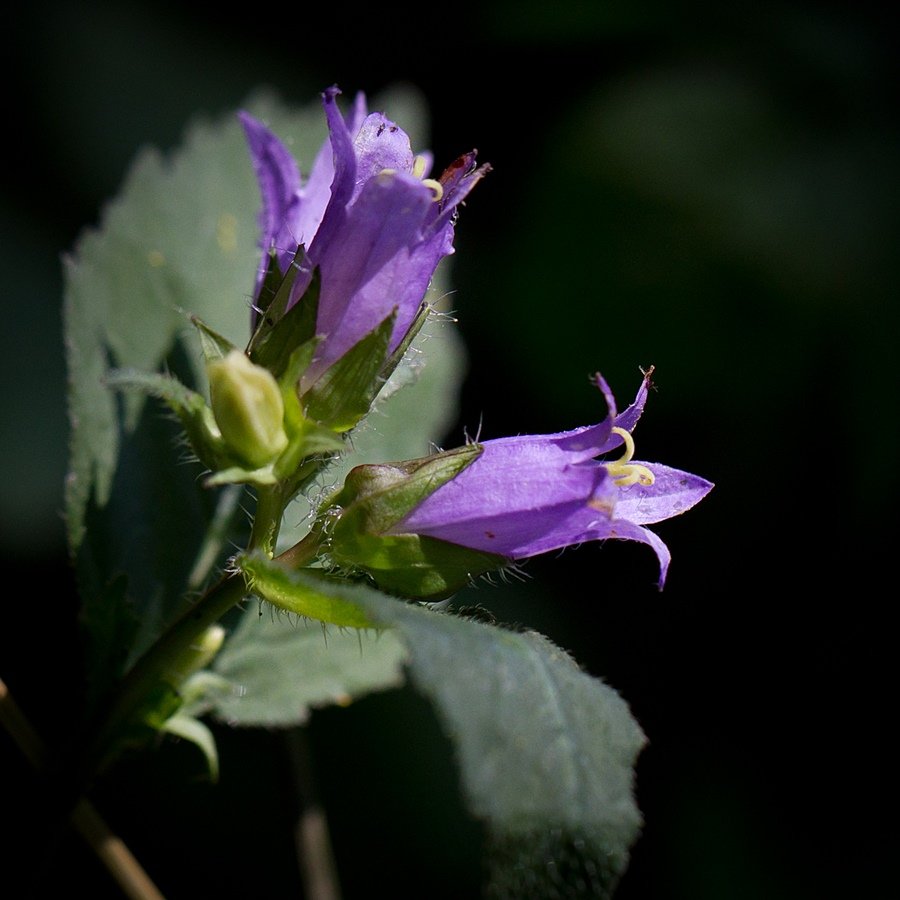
(272, 422, 344, 489)
(379, 301, 430, 387)
(247, 250, 319, 379)
(250, 248, 284, 324)
(191, 315, 238, 363)
(302, 312, 396, 432)
(104, 368, 231, 472)
(238, 552, 377, 628)
(271, 339, 345, 487)
(204, 462, 279, 488)
(333, 531, 508, 599)
(329, 445, 483, 534)
(321, 445, 508, 598)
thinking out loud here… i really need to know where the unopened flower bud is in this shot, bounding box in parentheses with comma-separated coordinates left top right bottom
(166, 624, 227, 688)
(207, 351, 288, 468)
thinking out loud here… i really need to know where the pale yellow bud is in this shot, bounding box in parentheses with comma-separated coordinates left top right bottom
(207, 351, 288, 469)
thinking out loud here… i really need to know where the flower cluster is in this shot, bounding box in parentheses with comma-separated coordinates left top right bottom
(184, 84, 711, 599)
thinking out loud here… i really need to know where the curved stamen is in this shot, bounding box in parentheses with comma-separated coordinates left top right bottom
(605, 426, 655, 487)
(379, 155, 444, 201)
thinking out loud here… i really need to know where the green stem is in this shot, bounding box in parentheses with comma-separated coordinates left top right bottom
(273, 526, 324, 569)
(250, 456, 336, 556)
(85, 572, 248, 777)
(84, 456, 329, 780)
(249, 484, 285, 554)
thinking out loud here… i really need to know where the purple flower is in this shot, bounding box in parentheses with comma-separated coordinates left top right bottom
(239, 86, 488, 389)
(387, 370, 713, 588)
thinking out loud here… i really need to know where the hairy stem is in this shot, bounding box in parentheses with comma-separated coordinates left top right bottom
(85, 572, 248, 777)
(249, 484, 285, 554)
(273, 526, 324, 569)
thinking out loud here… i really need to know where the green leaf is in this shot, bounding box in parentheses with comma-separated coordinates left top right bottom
(217, 568, 645, 890)
(353, 589, 646, 895)
(238, 554, 377, 629)
(160, 713, 220, 781)
(211, 601, 407, 727)
(63, 92, 335, 665)
(104, 367, 230, 472)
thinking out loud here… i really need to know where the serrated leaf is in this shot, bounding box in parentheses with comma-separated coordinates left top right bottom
(64, 88, 445, 665)
(63, 93, 336, 666)
(64, 111, 267, 552)
(78, 574, 139, 717)
(211, 603, 407, 727)
(62, 118, 260, 664)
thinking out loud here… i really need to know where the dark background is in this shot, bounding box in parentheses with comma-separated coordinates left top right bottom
(2, 1, 897, 897)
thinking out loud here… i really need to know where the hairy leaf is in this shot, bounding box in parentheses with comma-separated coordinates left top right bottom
(212, 603, 407, 727)
(218, 564, 645, 890)
(63, 86, 455, 670)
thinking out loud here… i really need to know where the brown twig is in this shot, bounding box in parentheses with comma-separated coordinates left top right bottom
(0, 677, 165, 900)
(285, 727, 343, 900)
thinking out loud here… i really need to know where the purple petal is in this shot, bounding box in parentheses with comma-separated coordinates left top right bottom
(300, 91, 368, 229)
(302, 173, 447, 388)
(431, 152, 492, 229)
(572, 371, 652, 455)
(238, 111, 303, 295)
(593, 519, 672, 589)
(352, 113, 417, 190)
(611, 370, 652, 435)
(307, 86, 359, 253)
(393, 439, 618, 557)
(612, 463, 714, 525)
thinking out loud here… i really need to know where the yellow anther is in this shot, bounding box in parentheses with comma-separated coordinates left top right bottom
(378, 156, 443, 201)
(421, 178, 443, 201)
(605, 426, 655, 487)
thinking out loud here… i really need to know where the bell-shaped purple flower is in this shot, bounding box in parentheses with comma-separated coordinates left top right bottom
(386, 370, 713, 588)
(239, 86, 488, 390)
